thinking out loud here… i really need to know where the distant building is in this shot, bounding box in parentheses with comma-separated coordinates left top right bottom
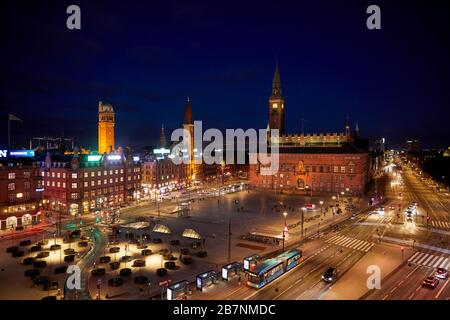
(98, 101, 115, 154)
(37, 152, 141, 215)
(374, 137, 386, 153)
(405, 138, 420, 153)
(0, 156, 43, 230)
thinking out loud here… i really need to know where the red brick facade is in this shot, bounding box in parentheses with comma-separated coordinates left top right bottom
(250, 146, 370, 196)
(0, 159, 43, 230)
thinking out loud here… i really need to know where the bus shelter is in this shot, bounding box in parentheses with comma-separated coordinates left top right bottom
(243, 254, 260, 272)
(167, 280, 190, 300)
(196, 270, 217, 291)
(221, 262, 242, 281)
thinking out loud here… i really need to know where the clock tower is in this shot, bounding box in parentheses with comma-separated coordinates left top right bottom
(269, 61, 285, 135)
(98, 101, 115, 154)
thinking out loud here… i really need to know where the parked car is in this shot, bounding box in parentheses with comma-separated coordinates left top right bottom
(54, 265, 68, 274)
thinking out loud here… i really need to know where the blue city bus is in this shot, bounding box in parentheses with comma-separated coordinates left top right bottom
(246, 249, 303, 289)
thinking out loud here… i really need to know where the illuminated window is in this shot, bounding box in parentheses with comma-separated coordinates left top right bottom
(71, 173, 77, 179)
(8, 183, 15, 190)
(72, 183, 77, 189)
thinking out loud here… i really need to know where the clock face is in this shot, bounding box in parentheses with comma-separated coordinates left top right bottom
(273, 103, 278, 109)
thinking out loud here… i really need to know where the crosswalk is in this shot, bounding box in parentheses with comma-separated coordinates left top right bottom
(408, 251, 450, 270)
(325, 235, 374, 252)
(431, 221, 450, 229)
(378, 216, 393, 224)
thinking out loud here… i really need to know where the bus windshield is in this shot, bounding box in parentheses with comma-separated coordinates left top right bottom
(247, 273, 261, 284)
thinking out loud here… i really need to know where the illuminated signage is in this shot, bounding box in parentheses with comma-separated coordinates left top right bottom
(36, 188, 44, 192)
(88, 155, 102, 162)
(244, 260, 249, 270)
(153, 148, 170, 155)
(107, 155, 122, 161)
(0, 150, 35, 157)
(133, 156, 140, 161)
(166, 288, 173, 301)
(222, 268, 228, 280)
(16, 193, 23, 198)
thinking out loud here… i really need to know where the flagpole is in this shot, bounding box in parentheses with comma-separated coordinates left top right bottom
(8, 115, 10, 149)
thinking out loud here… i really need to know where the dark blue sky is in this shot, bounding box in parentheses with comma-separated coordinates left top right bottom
(1, 0, 449, 150)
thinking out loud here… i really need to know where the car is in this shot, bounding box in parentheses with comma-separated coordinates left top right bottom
(22, 257, 35, 265)
(50, 244, 61, 251)
(30, 245, 42, 252)
(24, 268, 40, 278)
(32, 275, 49, 286)
(64, 255, 75, 262)
(43, 281, 59, 291)
(164, 261, 176, 270)
(6, 246, 19, 253)
(132, 260, 146, 267)
(109, 262, 120, 270)
(54, 265, 68, 274)
(12, 250, 25, 258)
(181, 257, 193, 265)
(156, 268, 168, 276)
(19, 240, 32, 246)
(435, 268, 448, 280)
(141, 249, 152, 256)
(91, 268, 106, 276)
(33, 260, 47, 268)
(422, 276, 439, 288)
(78, 241, 88, 247)
(99, 256, 111, 263)
(36, 251, 50, 258)
(109, 247, 120, 254)
(119, 268, 132, 277)
(322, 267, 338, 283)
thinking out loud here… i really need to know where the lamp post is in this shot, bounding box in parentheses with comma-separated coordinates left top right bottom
(282, 212, 287, 252)
(301, 207, 306, 239)
(331, 196, 336, 226)
(319, 200, 324, 216)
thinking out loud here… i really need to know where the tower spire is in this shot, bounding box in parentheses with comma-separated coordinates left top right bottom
(272, 58, 282, 97)
(160, 124, 166, 148)
(183, 96, 193, 125)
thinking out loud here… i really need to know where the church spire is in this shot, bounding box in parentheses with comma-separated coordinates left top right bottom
(345, 115, 351, 136)
(159, 124, 166, 148)
(272, 58, 282, 98)
(183, 96, 193, 125)
(355, 121, 360, 139)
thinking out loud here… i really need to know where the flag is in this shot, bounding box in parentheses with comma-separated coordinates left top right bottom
(9, 114, 22, 122)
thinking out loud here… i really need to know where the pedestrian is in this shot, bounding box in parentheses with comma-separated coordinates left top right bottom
(275, 287, 279, 292)
(238, 276, 241, 286)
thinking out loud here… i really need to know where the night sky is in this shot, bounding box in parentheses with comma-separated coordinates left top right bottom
(1, 0, 449, 150)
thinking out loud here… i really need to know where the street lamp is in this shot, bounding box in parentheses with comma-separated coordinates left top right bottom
(319, 200, 324, 216)
(301, 207, 306, 239)
(282, 212, 288, 252)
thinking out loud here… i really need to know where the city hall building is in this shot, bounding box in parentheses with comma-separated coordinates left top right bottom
(249, 63, 371, 195)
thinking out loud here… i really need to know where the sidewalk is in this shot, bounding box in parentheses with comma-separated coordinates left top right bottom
(320, 242, 413, 300)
